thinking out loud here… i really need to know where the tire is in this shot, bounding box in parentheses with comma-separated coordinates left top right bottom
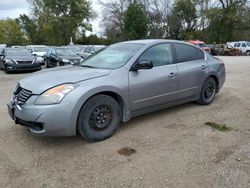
(77, 95, 122, 142)
(197, 77, 217, 105)
(45, 59, 50, 68)
(246, 51, 250, 56)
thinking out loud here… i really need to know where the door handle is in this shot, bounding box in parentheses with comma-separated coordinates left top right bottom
(168, 72, 177, 78)
(201, 65, 207, 70)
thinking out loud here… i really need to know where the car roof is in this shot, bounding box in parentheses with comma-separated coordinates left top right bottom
(120, 39, 166, 44)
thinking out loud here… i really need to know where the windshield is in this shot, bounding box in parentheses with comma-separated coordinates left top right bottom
(6, 49, 32, 56)
(68, 46, 83, 53)
(55, 49, 76, 56)
(95, 46, 105, 52)
(80, 43, 144, 70)
(33, 47, 48, 52)
(247, 42, 250, 47)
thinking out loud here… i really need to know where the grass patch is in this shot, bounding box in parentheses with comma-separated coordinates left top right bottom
(205, 122, 233, 132)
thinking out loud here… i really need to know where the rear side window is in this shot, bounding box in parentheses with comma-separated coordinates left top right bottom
(237, 43, 241, 47)
(174, 43, 204, 63)
(241, 43, 246, 47)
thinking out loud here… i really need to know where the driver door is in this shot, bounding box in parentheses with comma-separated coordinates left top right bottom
(129, 43, 178, 112)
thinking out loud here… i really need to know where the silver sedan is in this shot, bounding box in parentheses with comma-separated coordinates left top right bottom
(8, 39, 225, 141)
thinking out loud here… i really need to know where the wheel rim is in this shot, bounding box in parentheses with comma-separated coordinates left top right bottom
(204, 82, 215, 102)
(89, 105, 112, 131)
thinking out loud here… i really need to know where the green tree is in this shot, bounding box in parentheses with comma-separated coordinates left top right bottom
(0, 18, 26, 45)
(168, 0, 197, 40)
(21, 0, 93, 45)
(124, 1, 148, 40)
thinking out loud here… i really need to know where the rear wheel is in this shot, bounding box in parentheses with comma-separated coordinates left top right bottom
(246, 51, 250, 56)
(77, 95, 122, 142)
(198, 77, 217, 105)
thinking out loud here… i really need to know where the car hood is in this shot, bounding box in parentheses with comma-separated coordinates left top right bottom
(58, 55, 81, 60)
(7, 56, 35, 61)
(33, 52, 46, 56)
(18, 66, 112, 94)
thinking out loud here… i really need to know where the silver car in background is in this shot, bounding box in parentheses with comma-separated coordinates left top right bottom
(8, 39, 225, 141)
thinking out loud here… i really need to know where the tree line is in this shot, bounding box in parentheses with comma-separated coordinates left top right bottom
(0, 0, 249, 46)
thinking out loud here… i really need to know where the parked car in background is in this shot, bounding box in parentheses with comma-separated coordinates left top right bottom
(78, 45, 106, 59)
(7, 39, 225, 141)
(0, 48, 41, 73)
(44, 47, 82, 68)
(0, 44, 6, 52)
(66, 45, 86, 57)
(187, 40, 211, 54)
(210, 44, 240, 56)
(11, 46, 25, 49)
(232, 41, 250, 56)
(26, 45, 48, 65)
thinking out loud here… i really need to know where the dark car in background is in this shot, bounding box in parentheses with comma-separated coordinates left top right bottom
(44, 47, 82, 68)
(0, 48, 41, 73)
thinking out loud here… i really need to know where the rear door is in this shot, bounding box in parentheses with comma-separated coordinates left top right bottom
(129, 43, 178, 112)
(173, 43, 208, 100)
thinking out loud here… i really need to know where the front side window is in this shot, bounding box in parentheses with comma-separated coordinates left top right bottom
(174, 43, 204, 63)
(237, 43, 241, 47)
(138, 43, 173, 67)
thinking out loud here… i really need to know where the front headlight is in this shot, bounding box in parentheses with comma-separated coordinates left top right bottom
(5, 59, 14, 65)
(62, 59, 69, 63)
(36, 57, 44, 64)
(34, 84, 76, 105)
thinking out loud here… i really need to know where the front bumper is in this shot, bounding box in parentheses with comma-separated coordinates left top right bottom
(6, 63, 41, 72)
(7, 95, 77, 136)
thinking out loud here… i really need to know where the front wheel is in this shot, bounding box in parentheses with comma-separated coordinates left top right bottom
(198, 77, 217, 105)
(246, 51, 250, 56)
(77, 95, 122, 142)
(45, 59, 50, 68)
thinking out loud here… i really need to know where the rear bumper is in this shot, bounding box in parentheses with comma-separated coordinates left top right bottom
(218, 65, 226, 90)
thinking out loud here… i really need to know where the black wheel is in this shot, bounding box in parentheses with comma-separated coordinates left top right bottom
(77, 95, 122, 142)
(45, 59, 50, 68)
(246, 51, 250, 56)
(198, 77, 217, 105)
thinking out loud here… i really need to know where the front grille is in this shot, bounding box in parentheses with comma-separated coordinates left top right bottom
(15, 87, 32, 105)
(17, 61, 33, 64)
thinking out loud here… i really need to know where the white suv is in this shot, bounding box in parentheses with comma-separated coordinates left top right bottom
(233, 41, 250, 56)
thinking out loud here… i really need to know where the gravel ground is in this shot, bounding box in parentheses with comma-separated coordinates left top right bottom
(0, 56, 250, 188)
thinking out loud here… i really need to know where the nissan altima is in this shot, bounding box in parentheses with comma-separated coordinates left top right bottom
(7, 40, 225, 141)
(0, 48, 41, 73)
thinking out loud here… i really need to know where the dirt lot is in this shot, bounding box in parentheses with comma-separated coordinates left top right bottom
(0, 56, 250, 188)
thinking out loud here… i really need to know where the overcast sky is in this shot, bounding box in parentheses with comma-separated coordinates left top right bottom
(0, 0, 104, 35)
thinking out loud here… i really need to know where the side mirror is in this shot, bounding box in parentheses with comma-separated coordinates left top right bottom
(132, 60, 153, 71)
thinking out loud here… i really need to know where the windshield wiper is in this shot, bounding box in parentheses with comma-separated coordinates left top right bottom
(78, 65, 96, 68)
